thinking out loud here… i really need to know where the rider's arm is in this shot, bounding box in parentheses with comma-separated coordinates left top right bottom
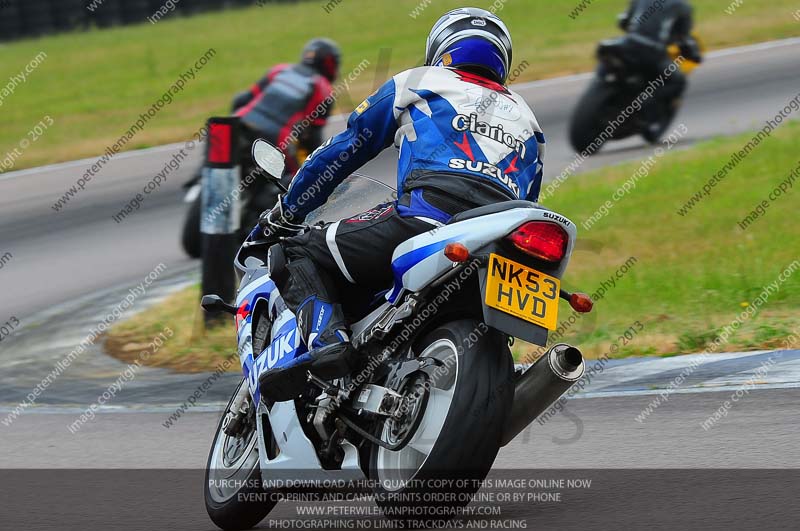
(618, 0, 637, 31)
(299, 76, 336, 153)
(670, 3, 694, 43)
(231, 90, 253, 112)
(280, 78, 400, 222)
(525, 133, 546, 203)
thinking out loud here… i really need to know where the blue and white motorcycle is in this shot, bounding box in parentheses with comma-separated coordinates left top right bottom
(203, 140, 594, 530)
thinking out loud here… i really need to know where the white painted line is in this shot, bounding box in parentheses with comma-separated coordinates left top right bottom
(0, 142, 188, 182)
(704, 36, 800, 58)
(0, 403, 229, 415)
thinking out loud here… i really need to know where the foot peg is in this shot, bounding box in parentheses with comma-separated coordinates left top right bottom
(258, 343, 360, 402)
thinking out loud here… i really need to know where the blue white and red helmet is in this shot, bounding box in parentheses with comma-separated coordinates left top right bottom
(425, 7, 513, 84)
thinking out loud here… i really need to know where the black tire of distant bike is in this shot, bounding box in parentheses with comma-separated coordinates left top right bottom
(181, 194, 203, 259)
(641, 98, 679, 144)
(568, 78, 618, 155)
(368, 319, 515, 520)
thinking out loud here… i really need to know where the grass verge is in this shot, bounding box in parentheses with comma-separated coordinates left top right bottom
(106, 120, 800, 370)
(105, 284, 237, 372)
(515, 119, 800, 361)
(2, 0, 799, 170)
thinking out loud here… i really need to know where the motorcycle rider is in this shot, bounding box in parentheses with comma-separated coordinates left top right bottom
(234, 38, 341, 175)
(258, 7, 546, 401)
(617, 0, 701, 131)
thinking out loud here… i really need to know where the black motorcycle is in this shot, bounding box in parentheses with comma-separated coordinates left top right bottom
(568, 35, 702, 155)
(180, 124, 297, 258)
(180, 159, 282, 258)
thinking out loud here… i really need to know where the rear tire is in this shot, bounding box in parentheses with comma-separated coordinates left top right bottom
(369, 320, 514, 520)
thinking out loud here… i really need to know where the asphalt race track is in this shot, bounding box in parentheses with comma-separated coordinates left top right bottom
(2, 390, 799, 530)
(1, 38, 800, 530)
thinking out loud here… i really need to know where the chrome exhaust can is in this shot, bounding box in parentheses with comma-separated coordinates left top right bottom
(500, 344, 585, 446)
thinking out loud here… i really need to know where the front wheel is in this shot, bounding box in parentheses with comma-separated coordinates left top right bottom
(181, 193, 202, 259)
(568, 78, 618, 155)
(369, 319, 514, 519)
(641, 97, 680, 144)
(205, 379, 276, 530)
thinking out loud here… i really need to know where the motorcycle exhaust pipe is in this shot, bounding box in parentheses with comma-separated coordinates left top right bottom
(500, 344, 585, 446)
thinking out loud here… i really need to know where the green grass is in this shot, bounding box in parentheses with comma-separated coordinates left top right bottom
(525, 119, 800, 359)
(105, 284, 237, 372)
(1, 0, 799, 169)
(109, 121, 800, 370)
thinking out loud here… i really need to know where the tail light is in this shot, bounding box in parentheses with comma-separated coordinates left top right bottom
(208, 122, 233, 165)
(506, 221, 568, 262)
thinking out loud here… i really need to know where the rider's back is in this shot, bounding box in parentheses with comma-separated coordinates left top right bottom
(236, 63, 330, 147)
(625, 0, 693, 45)
(387, 66, 546, 205)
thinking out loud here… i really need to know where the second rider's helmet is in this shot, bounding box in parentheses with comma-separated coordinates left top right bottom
(301, 38, 341, 82)
(425, 7, 513, 84)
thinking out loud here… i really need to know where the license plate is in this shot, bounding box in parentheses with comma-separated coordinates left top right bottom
(484, 253, 560, 330)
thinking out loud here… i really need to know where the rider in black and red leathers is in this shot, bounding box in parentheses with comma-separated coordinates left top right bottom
(233, 38, 341, 176)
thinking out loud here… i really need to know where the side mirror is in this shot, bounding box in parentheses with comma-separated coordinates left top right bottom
(252, 139, 286, 180)
(201, 294, 237, 315)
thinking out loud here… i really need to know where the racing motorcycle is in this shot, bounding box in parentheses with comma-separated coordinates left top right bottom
(568, 35, 702, 154)
(180, 103, 308, 258)
(202, 140, 594, 530)
(180, 166, 284, 259)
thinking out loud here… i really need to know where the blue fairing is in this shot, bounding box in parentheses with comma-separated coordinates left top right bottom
(236, 270, 307, 406)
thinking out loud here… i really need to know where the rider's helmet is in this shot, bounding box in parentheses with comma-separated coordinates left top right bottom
(301, 38, 341, 82)
(425, 7, 513, 84)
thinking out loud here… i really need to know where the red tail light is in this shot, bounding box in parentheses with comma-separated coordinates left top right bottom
(506, 221, 568, 262)
(208, 122, 233, 165)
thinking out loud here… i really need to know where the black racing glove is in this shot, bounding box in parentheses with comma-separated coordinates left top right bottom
(617, 12, 631, 31)
(258, 196, 306, 238)
(680, 37, 703, 63)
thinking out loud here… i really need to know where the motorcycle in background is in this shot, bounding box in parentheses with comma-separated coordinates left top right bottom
(179, 151, 286, 259)
(201, 140, 595, 530)
(180, 103, 308, 258)
(568, 34, 703, 154)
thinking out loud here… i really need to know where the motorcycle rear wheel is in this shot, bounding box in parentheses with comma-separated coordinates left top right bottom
(368, 319, 514, 520)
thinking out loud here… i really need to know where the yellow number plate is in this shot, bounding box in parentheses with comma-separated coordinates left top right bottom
(484, 253, 560, 330)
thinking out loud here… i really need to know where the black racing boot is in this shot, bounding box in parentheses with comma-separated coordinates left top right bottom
(258, 296, 360, 402)
(259, 255, 361, 402)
